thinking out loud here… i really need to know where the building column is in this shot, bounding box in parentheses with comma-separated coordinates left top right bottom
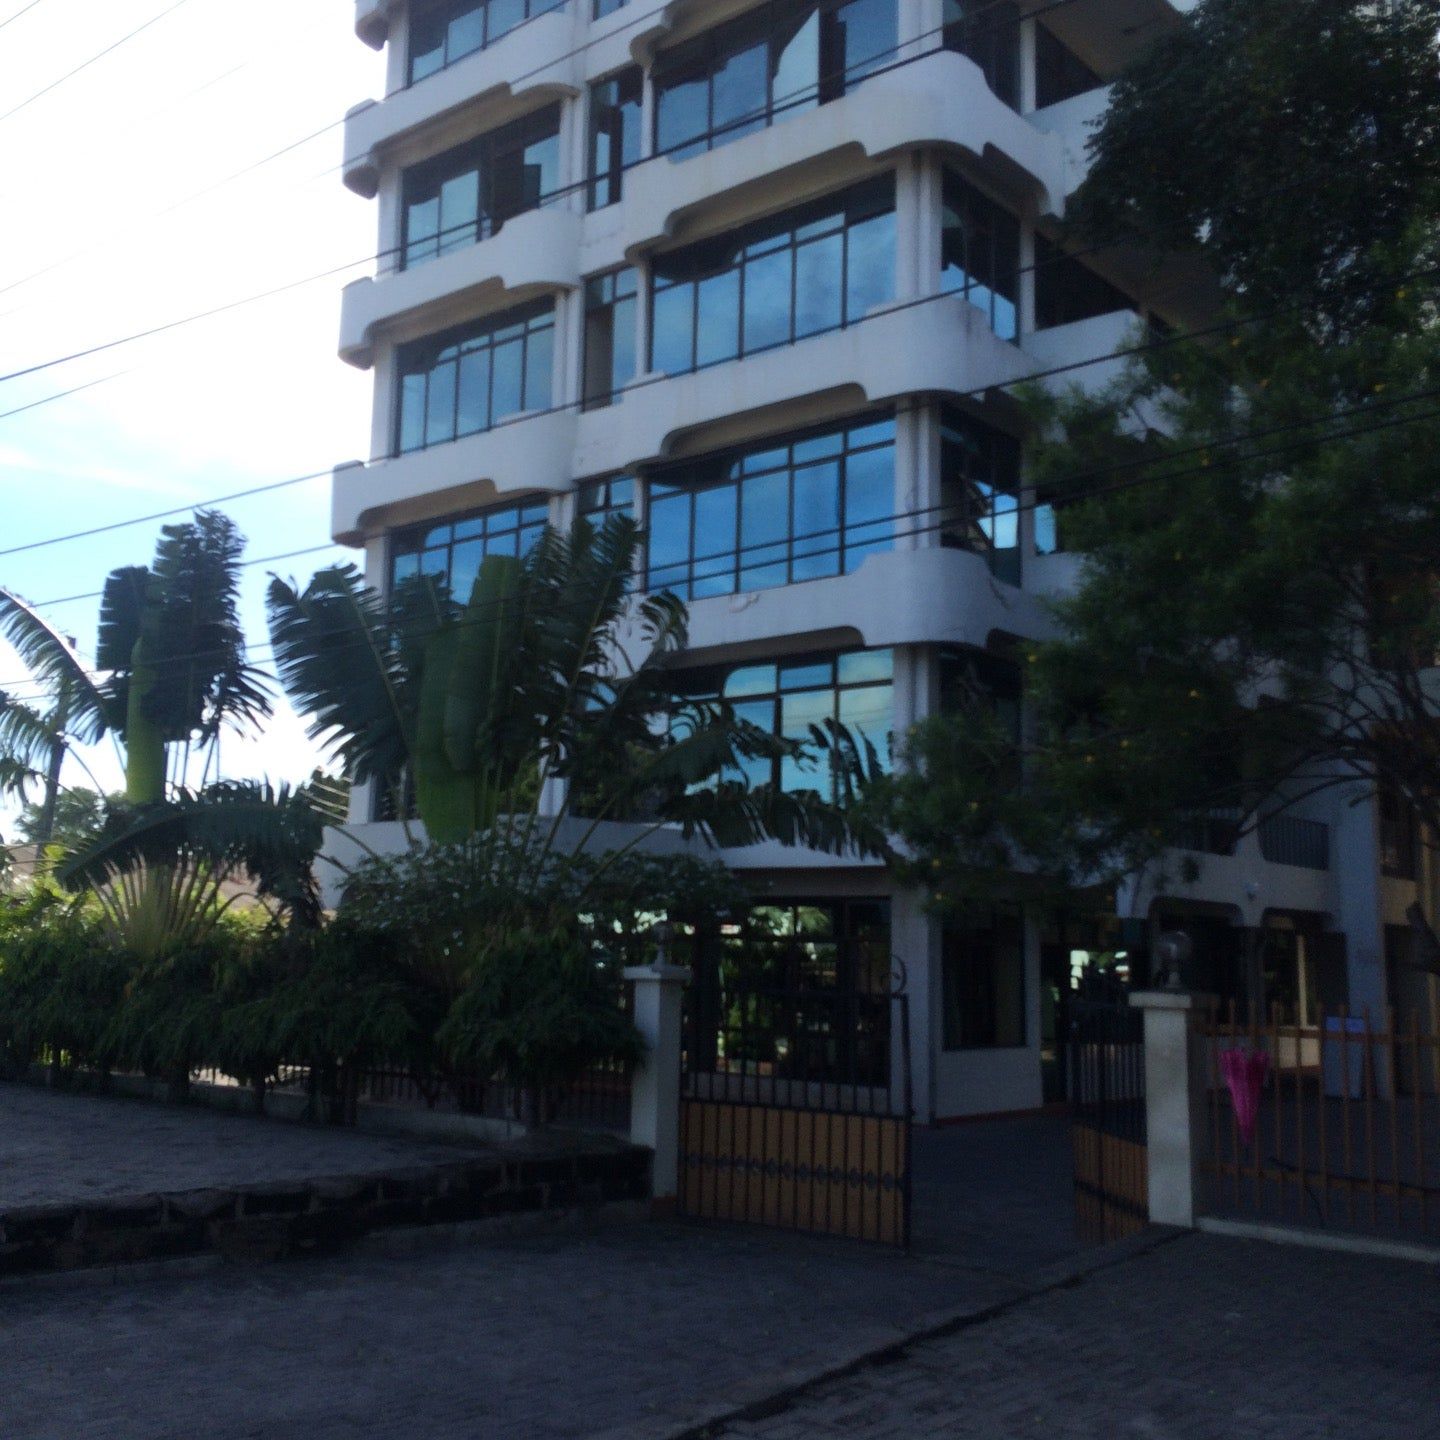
(626, 959, 691, 1212)
(1332, 780, 1388, 1019)
(1131, 990, 1209, 1228)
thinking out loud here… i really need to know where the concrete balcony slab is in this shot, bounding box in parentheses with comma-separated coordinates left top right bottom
(332, 407, 578, 544)
(342, 9, 579, 197)
(339, 206, 583, 367)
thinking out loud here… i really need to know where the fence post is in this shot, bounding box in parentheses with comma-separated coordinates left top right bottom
(625, 960, 691, 1215)
(1130, 990, 1209, 1228)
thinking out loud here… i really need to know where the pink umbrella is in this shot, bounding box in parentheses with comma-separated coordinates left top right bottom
(1220, 1048, 1270, 1147)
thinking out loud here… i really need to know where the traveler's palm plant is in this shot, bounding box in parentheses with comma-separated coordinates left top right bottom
(267, 514, 884, 869)
(0, 513, 324, 928)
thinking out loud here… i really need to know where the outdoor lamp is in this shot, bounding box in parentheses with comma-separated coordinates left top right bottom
(1155, 930, 1194, 992)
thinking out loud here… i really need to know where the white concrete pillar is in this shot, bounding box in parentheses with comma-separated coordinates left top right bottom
(626, 960, 691, 1211)
(639, 68, 657, 160)
(1131, 990, 1210, 1228)
(1018, 14, 1038, 113)
(1332, 780, 1387, 1018)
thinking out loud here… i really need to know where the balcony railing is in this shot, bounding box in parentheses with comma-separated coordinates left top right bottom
(1257, 814, 1330, 871)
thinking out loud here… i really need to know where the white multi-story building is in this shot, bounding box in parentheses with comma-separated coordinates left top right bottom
(332, 0, 1437, 1122)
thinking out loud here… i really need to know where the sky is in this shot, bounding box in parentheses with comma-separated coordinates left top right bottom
(0, 0, 386, 833)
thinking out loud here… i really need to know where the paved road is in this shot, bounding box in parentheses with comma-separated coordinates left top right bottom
(0, 1083, 480, 1208)
(0, 1221, 1015, 1440)
(718, 1233, 1440, 1440)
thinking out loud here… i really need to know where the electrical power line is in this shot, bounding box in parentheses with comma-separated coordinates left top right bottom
(0, 0, 199, 126)
(3, 383, 1439, 700)
(0, 0, 48, 34)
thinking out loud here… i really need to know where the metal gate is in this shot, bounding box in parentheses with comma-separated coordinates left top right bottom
(678, 978, 912, 1247)
(1070, 997, 1149, 1243)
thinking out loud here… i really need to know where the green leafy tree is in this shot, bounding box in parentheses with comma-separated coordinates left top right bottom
(13, 788, 114, 851)
(268, 514, 883, 857)
(877, 0, 1440, 973)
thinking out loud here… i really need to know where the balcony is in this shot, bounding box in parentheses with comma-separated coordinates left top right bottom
(1258, 815, 1331, 871)
(339, 206, 583, 368)
(332, 407, 578, 544)
(354, 0, 390, 49)
(615, 48, 1069, 260)
(574, 294, 1032, 479)
(342, 7, 578, 198)
(681, 544, 1056, 660)
(1027, 83, 1112, 198)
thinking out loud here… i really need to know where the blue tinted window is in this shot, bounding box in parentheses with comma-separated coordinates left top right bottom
(388, 497, 551, 605)
(644, 413, 895, 599)
(395, 301, 554, 455)
(941, 170, 1021, 342)
(650, 176, 894, 375)
(408, 0, 557, 85)
(939, 405, 1022, 585)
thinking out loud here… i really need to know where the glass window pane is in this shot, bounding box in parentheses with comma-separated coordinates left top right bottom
(439, 171, 479, 254)
(651, 284, 695, 374)
(424, 359, 457, 446)
(843, 444, 893, 569)
(696, 269, 741, 367)
(845, 210, 896, 320)
(611, 294, 638, 389)
(449, 538, 485, 604)
(712, 40, 768, 144)
(838, 683, 891, 751)
(838, 648, 893, 685)
(523, 323, 554, 411)
(837, 0, 898, 82)
(792, 460, 842, 579)
(742, 247, 792, 353)
(656, 70, 709, 155)
(491, 338, 524, 419)
(725, 663, 778, 698)
(780, 659, 833, 691)
(692, 483, 738, 596)
(456, 348, 491, 436)
(739, 468, 788, 592)
(406, 195, 440, 265)
(448, 2, 485, 59)
(794, 232, 844, 338)
(398, 372, 427, 453)
(409, 10, 446, 81)
(771, 10, 820, 115)
(647, 492, 690, 590)
(486, 0, 526, 43)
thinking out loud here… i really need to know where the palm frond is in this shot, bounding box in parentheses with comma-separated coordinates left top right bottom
(0, 589, 111, 742)
(59, 781, 326, 925)
(145, 511, 272, 742)
(267, 565, 415, 787)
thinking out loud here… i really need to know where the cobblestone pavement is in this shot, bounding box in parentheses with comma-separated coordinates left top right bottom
(716, 1233, 1440, 1440)
(0, 1221, 1016, 1440)
(0, 1083, 480, 1208)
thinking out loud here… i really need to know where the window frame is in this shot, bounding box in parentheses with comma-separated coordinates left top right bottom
(407, 0, 563, 87)
(648, 174, 897, 378)
(644, 410, 897, 601)
(938, 403, 1023, 585)
(582, 267, 640, 410)
(387, 497, 552, 603)
(673, 647, 894, 802)
(940, 167, 1021, 342)
(399, 104, 563, 270)
(393, 299, 556, 457)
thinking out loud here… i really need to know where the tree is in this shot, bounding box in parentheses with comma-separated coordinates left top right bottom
(268, 514, 882, 860)
(0, 510, 271, 805)
(13, 788, 113, 851)
(876, 0, 1440, 974)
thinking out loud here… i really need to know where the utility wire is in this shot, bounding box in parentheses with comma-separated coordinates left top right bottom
(0, 0, 48, 34)
(4, 384, 1440, 698)
(0, 371, 130, 423)
(1, 234, 1437, 566)
(0, 0, 199, 126)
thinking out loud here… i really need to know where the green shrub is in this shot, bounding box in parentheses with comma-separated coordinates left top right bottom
(437, 926, 642, 1127)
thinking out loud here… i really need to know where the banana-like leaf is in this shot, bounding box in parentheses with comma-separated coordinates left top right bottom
(143, 512, 272, 743)
(267, 565, 415, 787)
(59, 781, 326, 925)
(0, 691, 59, 775)
(443, 555, 521, 775)
(0, 589, 111, 742)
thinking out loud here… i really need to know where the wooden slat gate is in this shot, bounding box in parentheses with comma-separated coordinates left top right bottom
(1070, 997, 1149, 1243)
(678, 982, 912, 1248)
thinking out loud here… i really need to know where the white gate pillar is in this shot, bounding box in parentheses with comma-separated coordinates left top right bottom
(626, 960, 690, 1214)
(1130, 990, 1209, 1228)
